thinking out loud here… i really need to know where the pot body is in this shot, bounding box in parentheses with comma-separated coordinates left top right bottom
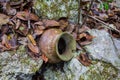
(39, 28, 76, 63)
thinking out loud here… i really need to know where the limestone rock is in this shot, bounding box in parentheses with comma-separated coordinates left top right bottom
(0, 46, 43, 80)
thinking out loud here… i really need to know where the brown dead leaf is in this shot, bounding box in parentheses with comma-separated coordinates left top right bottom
(78, 32, 95, 41)
(58, 17, 68, 30)
(78, 33, 87, 40)
(66, 23, 75, 33)
(0, 2, 16, 16)
(9, 34, 18, 50)
(16, 19, 21, 29)
(79, 41, 92, 46)
(79, 25, 90, 33)
(108, 9, 114, 17)
(10, 0, 23, 6)
(72, 32, 77, 39)
(78, 32, 95, 46)
(109, 30, 120, 38)
(43, 20, 60, 28)
(17, 23, 28, 36)
(97, 13, 108, 21)
(37, 26, 45, 30)
(1, 34, 11, 49)
(34, 29, 44, 36)
(27, 34, 36, 46)
(1, 34, 8, 45)
(33, 22, 45, 36)
(34, 23, 45, 35)
(28, 43, 39, 53)
(16, 11, 39, 21)
(1, 25, 9, 35)
(41, 53, 48, 63)
(0, 43, 8, 52)
(0, 13, 9, 25)
(77, 53, 91, 66)
(4, 42, 11, 49)
(34, 21, 44, 27)
(76, 42, 82, 50)
(18, 37, 28, 45)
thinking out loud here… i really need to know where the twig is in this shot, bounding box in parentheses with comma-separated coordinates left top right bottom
(86, 15, 120, 33)
(28, 8, 31, 29)
(109, 30, 120, 57)
(80, 0, 95, 28)
(77, 0, 81, 25)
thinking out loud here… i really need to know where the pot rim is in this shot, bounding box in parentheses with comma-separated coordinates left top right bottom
(55, 32, 76, 61)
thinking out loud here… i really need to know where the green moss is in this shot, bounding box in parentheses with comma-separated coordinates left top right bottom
(79, 61, 119, 80)
(34, 0, 78, 22)
(31, 66, 39, 73)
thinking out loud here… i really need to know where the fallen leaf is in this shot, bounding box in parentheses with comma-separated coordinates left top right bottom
(34, 29, 44, 36)
(33, 24, 45, 36)
(16, 11, 39, 21)
(77, 32, 95, 46)
(10, 0, 23, 6)
(1, 24, 9, 35)
(28, 43, 39, 53)
(79, 25, 90, 33)
(16, 19, 21, 29)
(27, 34, 36, 46)
(0, 13, 9, 25)
(4, 42, 11, 49)
(18, 37, 28, 45)
(77, 53, 91, 66)
(78, 33, 87, 40)
(43, 20, 60, 28)
(41, 53, 48, 63)
(76, 42, 82, 50)
(97, 13, 108, 21)
(37, 25, 45, 30)
(1, 34, 8, 45)
(9, 34, 18, 50)
(78, 32, 95, 41)
(66, 23, 75, 33)
(58, 17, 68, 30)
(34, 21, 44, 27)
(72, 32, 77, 39)
(1, 34, 11, 49)
(0, 43, 8, 52)
(79, 41, 92, 46)
(109, 30, 120, 38)
(17, 23, 28, 36)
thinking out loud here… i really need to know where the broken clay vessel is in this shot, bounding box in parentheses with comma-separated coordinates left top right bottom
(39, 28, 76, 63)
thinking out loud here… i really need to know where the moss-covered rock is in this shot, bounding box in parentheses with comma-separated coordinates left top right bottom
(0, 45, 43, 80)
(33, 0, 78, 22)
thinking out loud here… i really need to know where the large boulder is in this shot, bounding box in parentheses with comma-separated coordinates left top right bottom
(43, 29, 120, 80)
(85, 29, 120, 69)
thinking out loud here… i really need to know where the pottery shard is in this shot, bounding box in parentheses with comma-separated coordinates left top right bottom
(43, 20, 60, 28)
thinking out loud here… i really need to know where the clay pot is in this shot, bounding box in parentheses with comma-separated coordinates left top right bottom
(39, 28, 76, 63)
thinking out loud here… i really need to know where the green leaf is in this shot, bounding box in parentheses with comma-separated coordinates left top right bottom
(19, 26, 25, 31)
(103, 2, 109, 10)
(107, 0, 113, 2)
(99, 4, 103, 10)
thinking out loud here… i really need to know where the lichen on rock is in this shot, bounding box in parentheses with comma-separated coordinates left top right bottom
(33, 0, 78, 22)
(0, 45, 43, 80)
